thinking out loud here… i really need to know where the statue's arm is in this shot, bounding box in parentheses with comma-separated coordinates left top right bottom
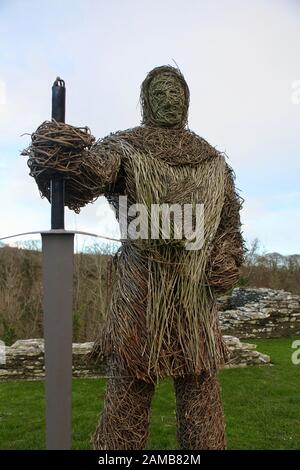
(62, 134, 126, 213)
(85, 136, 123, 196)
(207, 163, 245, 294)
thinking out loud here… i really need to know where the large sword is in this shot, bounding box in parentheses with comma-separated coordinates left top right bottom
(41, 77, 74, 450)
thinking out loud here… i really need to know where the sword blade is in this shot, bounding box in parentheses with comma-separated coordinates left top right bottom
(42, 232, 74, 450)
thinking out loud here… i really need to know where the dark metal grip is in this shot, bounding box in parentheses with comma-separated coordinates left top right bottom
(51, 77, 66, 229)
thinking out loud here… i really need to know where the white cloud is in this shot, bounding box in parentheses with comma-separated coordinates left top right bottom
(241, 193, 300, 254)
(0, 80, 6, 106)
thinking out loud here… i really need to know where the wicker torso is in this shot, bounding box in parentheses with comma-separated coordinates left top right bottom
(96, 127, 229, 382)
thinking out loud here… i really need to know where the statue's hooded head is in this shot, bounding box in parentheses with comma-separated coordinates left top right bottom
(140, 65, 190, 129)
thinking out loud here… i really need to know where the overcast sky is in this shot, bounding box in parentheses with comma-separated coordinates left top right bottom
(0, 0, 299, 254)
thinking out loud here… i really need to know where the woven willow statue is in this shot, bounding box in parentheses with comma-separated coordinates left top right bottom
(24, 65, 244, 450)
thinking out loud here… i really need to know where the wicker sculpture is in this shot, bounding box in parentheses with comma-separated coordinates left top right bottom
(23, 65, 244, 450)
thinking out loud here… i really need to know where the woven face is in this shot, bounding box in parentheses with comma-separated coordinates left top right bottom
(148, 73, 186, 127)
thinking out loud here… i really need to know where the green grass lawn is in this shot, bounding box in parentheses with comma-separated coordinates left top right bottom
(0, 337, 299, 450)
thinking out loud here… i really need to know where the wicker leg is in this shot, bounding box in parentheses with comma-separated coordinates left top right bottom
(92, 358, 155, 450)
(174, 372, 226, 450)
